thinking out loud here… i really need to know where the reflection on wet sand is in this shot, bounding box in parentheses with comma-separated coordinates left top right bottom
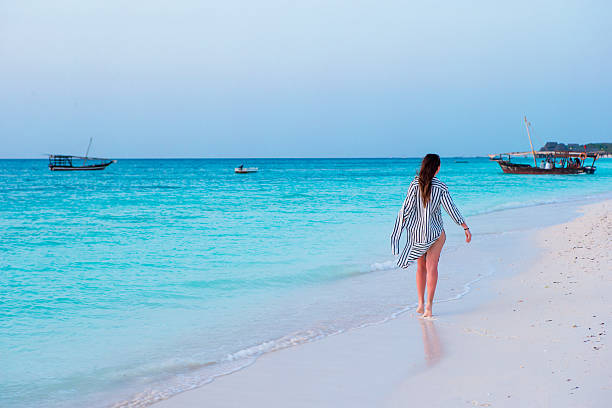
(419, 318, 442, 366)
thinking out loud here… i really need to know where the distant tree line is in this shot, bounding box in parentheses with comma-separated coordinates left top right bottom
(540, 142, 611, 152)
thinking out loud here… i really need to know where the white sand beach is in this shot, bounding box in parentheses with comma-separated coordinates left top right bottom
(153, 200, 611, 408)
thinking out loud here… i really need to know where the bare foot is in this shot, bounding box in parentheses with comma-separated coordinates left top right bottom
(423, 305, 433, 318)
(416, 304, 424, 314)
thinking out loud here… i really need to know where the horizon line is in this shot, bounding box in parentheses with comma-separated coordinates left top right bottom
(0, 155, 492, 160)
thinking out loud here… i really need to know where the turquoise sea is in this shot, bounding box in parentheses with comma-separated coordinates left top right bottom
(1, 157, 611, 407)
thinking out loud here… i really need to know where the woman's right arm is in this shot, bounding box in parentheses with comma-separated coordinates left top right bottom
(440, 186, 471, 243)
(460, 222, 472, 243)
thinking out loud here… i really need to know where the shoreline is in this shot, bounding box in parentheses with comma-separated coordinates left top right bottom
(151, 200, 611, 408)
(105, 194, 610, 408)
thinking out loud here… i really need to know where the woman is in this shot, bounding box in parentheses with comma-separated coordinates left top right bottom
(391, 154, 471, 318)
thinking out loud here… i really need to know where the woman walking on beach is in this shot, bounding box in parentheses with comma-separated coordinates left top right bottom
(391, 154, 471, 318)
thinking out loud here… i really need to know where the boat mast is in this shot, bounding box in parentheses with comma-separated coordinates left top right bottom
(524, 116, 537, 167)
(84, 137, 93, 165)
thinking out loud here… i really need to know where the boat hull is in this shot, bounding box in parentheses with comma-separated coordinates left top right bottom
(49, 162, 114, 171)
(234, 167, 258, 174)
(495, 161, 595, 175)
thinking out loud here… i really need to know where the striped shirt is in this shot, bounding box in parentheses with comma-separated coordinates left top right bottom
(391, 176, 465, 268)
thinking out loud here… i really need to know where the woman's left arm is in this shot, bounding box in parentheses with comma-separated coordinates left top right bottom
(391, 183, 417, 255)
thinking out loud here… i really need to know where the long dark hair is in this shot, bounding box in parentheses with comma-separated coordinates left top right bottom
(418, 154, 441, 207)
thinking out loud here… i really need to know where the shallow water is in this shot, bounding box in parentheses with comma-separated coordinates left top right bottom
(1, 158, 611, 407)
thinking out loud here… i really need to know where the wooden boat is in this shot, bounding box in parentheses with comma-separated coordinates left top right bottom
(489, 117, 598, 175)
(489, 151, 598, 174)
(48, 155, 116, 171)
(234, 166, 258, 174)
(48, 138, 116, 171)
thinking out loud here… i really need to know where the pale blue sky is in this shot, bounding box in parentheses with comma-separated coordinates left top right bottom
(1, 0, 610, 158)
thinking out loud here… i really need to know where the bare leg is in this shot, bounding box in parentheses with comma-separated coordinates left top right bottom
(416, 254, 427, 314)
(423, 231, 446, 318)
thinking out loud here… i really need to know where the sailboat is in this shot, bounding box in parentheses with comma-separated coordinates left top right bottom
(488, 117, 598, 175)
(48, 138, 116, 171)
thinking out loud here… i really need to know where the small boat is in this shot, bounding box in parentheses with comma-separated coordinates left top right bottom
(48, 155, 116, 171)
(489, 117, 598, 175)
(48, 138, 116, 171)
(234, 166, 258, 174)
